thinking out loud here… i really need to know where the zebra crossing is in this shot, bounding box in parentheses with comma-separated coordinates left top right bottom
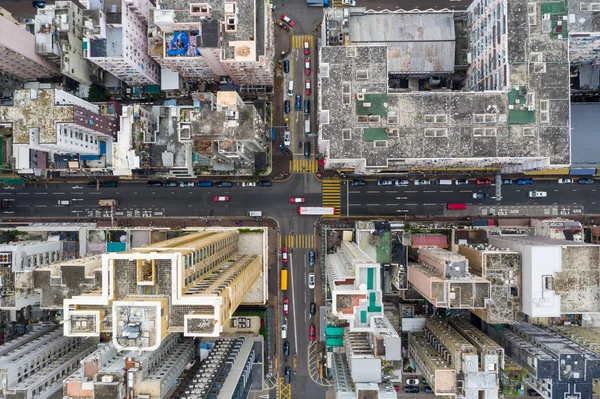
(281, 234, 315, 249)
(322, 180, 341, 215)
(292, 34, 314, 49)
(291, 159, 317, 173)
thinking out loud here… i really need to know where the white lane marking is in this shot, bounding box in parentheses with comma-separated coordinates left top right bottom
(423, 190, 436, 193)
(88, 191, 102, 195)
(385, 190, 396, 193)
(70, 192, 84, 195)
(52, 192, 65, 195)
(423, 203, 437, 206)
(348, 190, 360, 193)
(459, 190, 473, 193)
(405, 203, 418, 206)
(405, 191, 417, 193)
(440, 190, 453, 193)
(366, 203, 380, 206)
(348, 204, 361, 206)
(35, 192, 48, 195)
(366, 191, 380, 194)
(395, 197, 408, 200)
(34, 205, 47, 208)
(385, 204, 399, 206)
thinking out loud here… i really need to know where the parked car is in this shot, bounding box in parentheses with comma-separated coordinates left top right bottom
(424, 385, 433, 393)
(280, 14, 295, 26)
(304, 38, 310, 55)
(241, 182, 256, 187)
(281, 324, 287, 339)
(305, 79, 311, 95)
(32, 1, 46, 8)
(395, 180, 410, 186)
(472, 192, 490, 199)
(284, 366, 291, 385)
(406, 379, 420, 386)
(308, 272, 315, 289)
(197, 181, 213, 187)
(414, 179, 431, 185)
(283, 298, 289, 315)
(557, 178, 573, 184)
(213, 196, 229, 202)
(309, 250, 316, 267)
(179, 181, 194, 187)
(304, 99, 310, 115)
(283, 117, 290, 128)
(309, 324, 316, 340)
(259, 180, 272, 187)
(305, 58, 310, 75)
(377, 180, 393, 186)
(310, 302, 316, 315)
(283, 341, 290, 356)
(164, 181, 178, 187)
(529, 191, 547, 198)
(341, 0, 356, 5)
(88, 181, 99, 187)
(284, 100, 291, 114)
(502, 179, 513, 185)
(578, 178, 595, 184)
(476, 178, 492, 185)
(289, 197, 305, 203)
(351, 180, 366, 186)
(404, 386, 420, 393)
(455, 179, 469, 185)
(282, 247, 288, 263)
(217, 181, 233, 187)
(283, 60, 289, 73)
(516, 178, 534, 185)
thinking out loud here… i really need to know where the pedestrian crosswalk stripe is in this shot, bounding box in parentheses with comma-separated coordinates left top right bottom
(292, 35, 314, 48)
(291, 159, 317, 173)
(282, 235, 315, 249)
(322, 180, 341, 216)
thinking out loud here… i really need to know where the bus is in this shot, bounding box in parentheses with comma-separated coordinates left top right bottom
(297, 206, 335, 215)
(280, 269, 288, 291)
(447, 203, 466, 210)
(98, 199, 118, 207)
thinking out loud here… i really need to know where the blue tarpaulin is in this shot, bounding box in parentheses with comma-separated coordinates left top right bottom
(271, 127, 276, 141)
(80, 155, 100, 161)
(100, 141, 107, 155)
(569, 168, 596, 176)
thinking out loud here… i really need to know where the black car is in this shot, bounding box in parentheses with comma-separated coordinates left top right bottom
(295, 94, 302, 111)
(88, 181, 98, 188)
(284, 100, 291, 114)
(284, 367, 291, 385)
(309, 250, 315, 267)
(351, 180, 366, 186)
(310, 302, 316, 315)
(304, 99, 310, 115)
(147, 181, 163, 187)
(283, 60, 289, 73)
(259, 180, 272, 187)
(283, 341, 290, 356)
(164, 181, 177, 187)
(217, 181, 233, 187)
(424, 385, 433, 393)
(404, 386, 420, 393)
(578, 178, 595, 184)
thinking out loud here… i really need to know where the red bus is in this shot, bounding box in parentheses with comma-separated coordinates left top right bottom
(447, 203, 466, 210)
(298, 206, 336, 215)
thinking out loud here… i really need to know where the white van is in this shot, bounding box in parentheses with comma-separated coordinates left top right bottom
(304, 119, 310, 135)
(528, 191, 547, 198)
(288, 81, 294, 96)
(437, 179, 453, 185)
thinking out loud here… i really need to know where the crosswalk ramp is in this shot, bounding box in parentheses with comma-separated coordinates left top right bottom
(281, 235, 315, 249)
(291, 159, 317, 173)
(292, 34, 315, 49)
(322, 180, 341, 216)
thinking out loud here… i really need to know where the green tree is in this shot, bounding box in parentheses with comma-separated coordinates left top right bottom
(87, 83, 109, 102)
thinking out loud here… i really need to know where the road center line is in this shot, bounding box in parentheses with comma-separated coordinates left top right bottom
(366, 191, 380, 194)
(366, 203, 380, 206)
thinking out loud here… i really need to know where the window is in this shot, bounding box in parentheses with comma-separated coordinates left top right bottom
(374, 140, 388, 148)
(424, 128, 447, 137)
(342, 129, 351, 140)
(424, 114, 447, 123)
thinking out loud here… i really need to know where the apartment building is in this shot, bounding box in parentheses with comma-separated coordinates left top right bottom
(63, 231, 263, 350)
(0, 239, 63, 319)
(0, 324, 97, 399)
(492, 322, 600, 398)
(0, 15, 61, 82)
(82, 0, 159, 85)
(0, 89, 117, 175)
(147, 0, 273, 89)
(63, 333, 194, 399)
(407, 247, 491, 309)
(457, 244, 522, 324)
(34, 1, 92, 85)
(488, 235, 600, 318)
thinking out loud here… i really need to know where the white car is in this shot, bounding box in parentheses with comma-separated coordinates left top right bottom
(241, 182, 256, 187)
(395, 180, 410, 186)
(557, 178, 573, 184)
(406, 378, 420, 386)
(281, 324, 288, 339)
(179, 181, 194, 187)
(414, 179, 431, 185)
(284, 131, 291, 146)
(529, 190, 547, 198)
(341, 0, 356, 5)
(308, 272, 315, 289)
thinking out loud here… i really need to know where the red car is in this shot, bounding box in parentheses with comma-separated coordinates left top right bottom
(283, 298, 289, 315)
(476, 178, 492, 185)
(304, 39, 310, 55)
(304, 58, 310, 75)
(289, 197, 305, 203)
(213, 196, 229, 202)
(309, 324, 316, 341)
(281, 14, 295, 27)
(282, 247, 288, 263)
(305, 80, 311, 95)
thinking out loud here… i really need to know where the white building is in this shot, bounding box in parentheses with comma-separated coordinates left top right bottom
(82, 0, 159, 86)
(488, 235, 600, 318)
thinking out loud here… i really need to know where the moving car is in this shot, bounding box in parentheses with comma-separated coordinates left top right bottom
(351, 180, 366, 186)
(516, 178, 533, 185)
(414, 179, 431, 185)
(529, 191, 547, 198)
(213, 196, 229, 202)
(305, 80, 311, 95)
(308, 272, 315, 289)
(32, 1, 46, 8)
(377, 180, 393, 186)
(58, 200, 71, 206)
(472, 192, 490, 199)
(280, 14, 295, 26)
(476, 178, 492, 185)
(558, 178, 573, 184)
(282, 247, 288, 263)
(404, 386, 420, 393)
(283, 298, 289, 315)
(284, 367, 291, 385)
(309, 250, 316, 267)
(179, 181, 194, 187)
(281, 324, 287, 339)
(283, 341, 290, 356)
(579, 178, 595, 184)
(295, 94, 302, 111)
(395, 180, 410, 186)
(241, 182, 256, 187)
(283, 131, 291, 146)
(304, 39, 310, 55)
(406, 379, 420, 385)
(309, 324, 316, 340)
(284, 100, 291, 114)
(305, 58, 310, 75)
(310, 302, 316, 315)
(289, 197, 305, 203)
